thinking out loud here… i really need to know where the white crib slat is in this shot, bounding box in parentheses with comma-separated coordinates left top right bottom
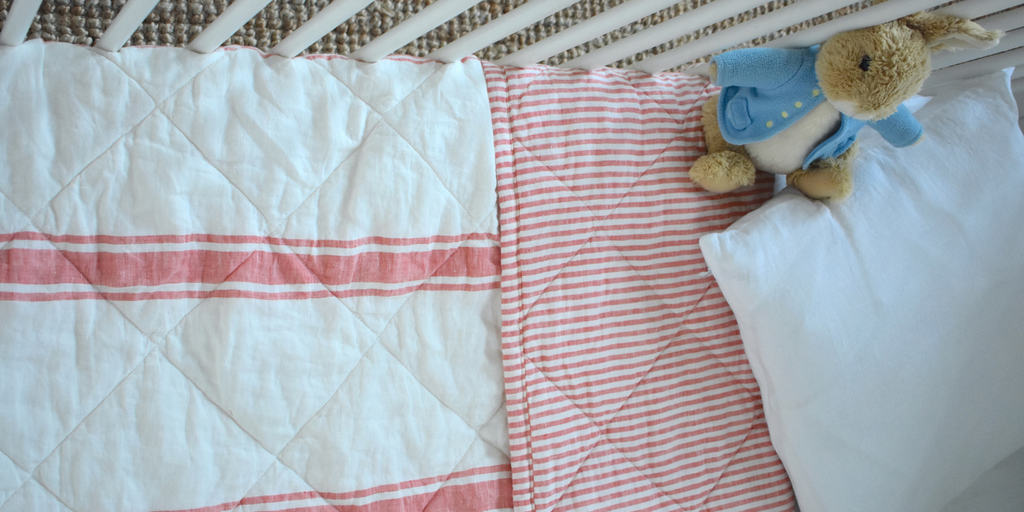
(923, 45, 1024, 90)
(933, 0, 1024, 21)
(626, 0, 854, 74)
(933, 28, 1024, 70)
(493, 0, 686, 68)
(765, 0, 1014, 51)
(426, 0, 578, 63)
(96, 0, 162, 51)
(562, 0, 769, 70)
(0, 0, 43, 45)
(347, 0, 480, 62)
(972, 6, 1024, 34)
(271, 0, 375, 58)
(187, 0, 273, 53)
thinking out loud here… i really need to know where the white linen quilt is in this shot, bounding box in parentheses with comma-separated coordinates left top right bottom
(0, 40, 512, 512)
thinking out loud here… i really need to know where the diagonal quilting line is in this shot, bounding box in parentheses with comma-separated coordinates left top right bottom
(277, 208, 501, 422)
(507, 141, 600, 327)
(0, 445, 30, 511)
(150, 348, 309, 508)
(222, 464, 340, 512)
(626, 72, 714, 129)
(0, 186, 36, 242)
(105, 44, 344, 237)
(502, 71, 695, 511)
(506, 79, 704, 324)
(28, 475, 80, 512)
(300, 60, 478, 227)
(153, 259, 384, 510)
(318, 57, 449, 119)
(413, 431, 490, 512)
(26, 45, 229, 226)
(156, 112, 280, 233)
(264, 119, 388, 238)
(375, 339, 510, 461)
(272, 195, 510, 473)
(377, 116, 486, 225)
(555, 433, 686, 512)
(16, 106, 161, 225)
(315, 58, 494, 228)
(26, 346, 160, 512)
(145, 50, 381, 236)
(591, 222, 712, 322)
(517, 361, 686, 508)
(4, 48, 405, 512)
(529, 76, 712, 228)
(15, 230, 268, 509)
(514, 360, 605, 512)
(0, 223, 32, 256)
(694, 422, 758, 512)
(97, 44, 229, 108)
(153, 244, 265, 345)
(477, 398, 512, 460)
(505, 66, 551, 108)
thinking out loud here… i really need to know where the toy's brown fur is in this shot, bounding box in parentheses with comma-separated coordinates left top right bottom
(690, 99, 756, 193)
(692, 11, 1002, 202)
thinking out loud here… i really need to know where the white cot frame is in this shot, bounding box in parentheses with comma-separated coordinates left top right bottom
(1, 0, 1022, 115)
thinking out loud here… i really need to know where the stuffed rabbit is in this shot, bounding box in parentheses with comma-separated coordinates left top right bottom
(690, 11, 1002, 201)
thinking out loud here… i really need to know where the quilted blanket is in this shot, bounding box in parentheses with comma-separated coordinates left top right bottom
(484, 63, 796, 511)
(1, 40, 796, 512)
(0, 41, 510, 511)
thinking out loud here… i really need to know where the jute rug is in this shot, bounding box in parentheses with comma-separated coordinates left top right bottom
(4, 0, 888, 68)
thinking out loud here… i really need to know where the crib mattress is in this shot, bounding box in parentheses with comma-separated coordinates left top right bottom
(0, 41, 793, 512)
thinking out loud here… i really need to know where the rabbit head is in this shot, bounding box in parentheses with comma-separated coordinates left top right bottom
(815, 12, 1001, 121)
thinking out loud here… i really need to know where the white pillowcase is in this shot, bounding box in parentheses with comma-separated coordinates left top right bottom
(699, 69, 1024, 512)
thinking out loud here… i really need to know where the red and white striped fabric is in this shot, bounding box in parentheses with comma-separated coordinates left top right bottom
(0, 41, 510, 512)
(483, 62, 796, 512)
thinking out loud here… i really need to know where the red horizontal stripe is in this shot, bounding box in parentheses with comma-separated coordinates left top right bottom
(1, 247, 499, 288)
(158, 477, 511, 512)
(0, 231, 499, 248)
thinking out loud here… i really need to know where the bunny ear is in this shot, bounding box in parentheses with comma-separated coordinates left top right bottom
(900, 12, 1002, 52)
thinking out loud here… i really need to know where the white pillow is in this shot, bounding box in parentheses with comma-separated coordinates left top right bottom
(699, 69, 1024, 512)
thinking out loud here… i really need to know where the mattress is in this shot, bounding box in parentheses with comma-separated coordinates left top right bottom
(0, 41, 793, 511)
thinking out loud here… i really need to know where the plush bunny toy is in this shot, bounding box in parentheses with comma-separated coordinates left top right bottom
(690, 11, 1001, 201)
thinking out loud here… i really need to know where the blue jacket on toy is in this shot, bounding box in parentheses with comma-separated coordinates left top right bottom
(711, 46, 924, 170)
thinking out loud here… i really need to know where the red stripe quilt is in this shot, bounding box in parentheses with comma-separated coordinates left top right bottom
(483, 62, 796, 512)
(0, 40, 510, 512)
(1, 39, 795, 512)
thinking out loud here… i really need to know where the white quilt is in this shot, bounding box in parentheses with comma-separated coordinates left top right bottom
(0, 40, 511, 512)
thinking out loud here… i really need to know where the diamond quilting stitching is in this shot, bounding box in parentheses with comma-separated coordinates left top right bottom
(0, 43, 157, 221)
(316, 62, 495, 230)
(159, 247, 381, 455)
(4, 44, 507, 511)
(0, 446, 30, 511)
(2, 46, 286, 512)
(157, 53, 383, 234)
(499, 66, 734, 512)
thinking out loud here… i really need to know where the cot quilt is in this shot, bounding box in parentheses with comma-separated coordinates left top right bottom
(0, 40, 511, 512)
(483, 62, 797, 512)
